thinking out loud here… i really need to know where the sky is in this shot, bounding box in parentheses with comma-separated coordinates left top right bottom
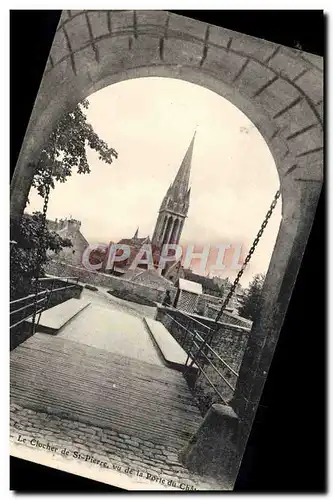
(26, 77, 282, 287)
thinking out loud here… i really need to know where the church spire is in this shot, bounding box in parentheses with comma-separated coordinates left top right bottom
(133, 227, 139, 239)
(171, 131, 196, 198)
(152, 131, 196, 250)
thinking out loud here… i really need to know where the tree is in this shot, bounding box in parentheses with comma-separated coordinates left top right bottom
(31, 99, 117, 197)
(238, 273, 265, 321)
(10, 212, 72, 299)
(10, 99, 118, 299)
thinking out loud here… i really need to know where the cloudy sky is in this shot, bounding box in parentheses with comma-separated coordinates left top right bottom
(27, 77, 282, 286)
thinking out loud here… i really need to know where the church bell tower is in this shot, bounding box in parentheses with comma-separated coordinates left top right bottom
(152, 132, 196, 248)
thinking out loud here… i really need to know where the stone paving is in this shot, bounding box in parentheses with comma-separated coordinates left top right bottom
(81, 286, 157, 320)
(10, 403, 229, 491)
(57, 304, 164, 366)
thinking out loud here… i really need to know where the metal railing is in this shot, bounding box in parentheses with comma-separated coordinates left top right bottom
(10, 276, 80, 332)
(163, 308, 239, 406)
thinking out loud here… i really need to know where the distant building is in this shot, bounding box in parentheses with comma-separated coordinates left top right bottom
(47, 217, 88, 267)
(173, 278, 203, 313)
(109, 228, 151, 276)
(182, 269, 222, 297)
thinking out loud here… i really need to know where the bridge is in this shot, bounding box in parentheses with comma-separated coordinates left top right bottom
(10, 284, 233, 490)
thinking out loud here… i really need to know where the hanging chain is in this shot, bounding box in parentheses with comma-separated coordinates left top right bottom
(214, 189, 281, 324)
(186, 189, 281, 371)
(31, 172, 53, 334)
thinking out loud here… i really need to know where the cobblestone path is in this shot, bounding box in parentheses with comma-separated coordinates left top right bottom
(10, 403, 229, 490)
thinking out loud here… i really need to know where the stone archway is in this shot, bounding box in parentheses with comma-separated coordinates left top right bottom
(11, 9, 323, 219)
(10, 9, 323, 482)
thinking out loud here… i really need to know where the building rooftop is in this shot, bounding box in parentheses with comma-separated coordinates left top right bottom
(178, 278, 202, 295)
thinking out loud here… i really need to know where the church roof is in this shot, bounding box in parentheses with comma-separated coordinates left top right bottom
(178, 278, 202, 294)
(117, 236, 150, 246)
(123, 268, 172, 289)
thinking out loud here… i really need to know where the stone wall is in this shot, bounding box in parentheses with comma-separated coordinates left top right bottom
(196, 293, 221, 315)
(46, 260, 177, 304)
(155, 306, 250, 413)
(39, 278, 83, 308)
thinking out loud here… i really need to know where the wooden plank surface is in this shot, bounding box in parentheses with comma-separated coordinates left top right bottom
(10, 334, 202, 449)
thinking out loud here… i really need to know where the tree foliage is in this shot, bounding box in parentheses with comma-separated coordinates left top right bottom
(31, 99, 118, 197)
(10, 212, 72, 299)
(238, 273, 265, 321)
(11, 99, 118, 299)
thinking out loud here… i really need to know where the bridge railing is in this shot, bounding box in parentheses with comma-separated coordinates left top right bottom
(162, 308, 239, 411)
(10, 276, 80, 331)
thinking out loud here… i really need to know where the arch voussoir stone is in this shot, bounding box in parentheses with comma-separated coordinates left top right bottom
(50, 27, 70, 65)
(65, 14, 92, 52)
(287, 124, 323, 156)
(109, 10, 135, 33)
(233, 58, 277, 97)
(163, 37, 204, 66)
(274, 98, 320, 138)
(202, 46, 248, 84)
(168, 11, 207, 41)
(87, 11, 110, 39)
(294, 68, 323, 106)
(267, 46, 309, 81)
(136, 9, 169, 30)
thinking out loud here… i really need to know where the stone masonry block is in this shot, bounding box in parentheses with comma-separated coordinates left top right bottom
(208, 25, 233, 48)
(44, 57, 53, 73)
(231, 33, 277, 62)
(268, 46, 308, 81)
(69, 10, 85, 17)
(163, 38, 203, 65)
(291, 150, 323, 181)
(275, 98, 319, 137)
(316, 100, 324, 122)
(74, 45, 98, 76)
(97, 35, 132, 72)
(65, 14, 91, 51)
(256, 78, 302, 117)
(203, 46, 247, 84)
(131, 34, 161, 64)
(87, 11, 109, 39)
(236, 59, 276, 98)
(50, 28, 70, 65)
(300, 51, 324, 71)
(168, 12, 207, 40)
(287, 124, 323, 156)
(269, 135, 289, 161)
(110, 10, 134, 32)
(136, 10, 168, 30)
(294, 68, 323, 105)
(59, 10, 70, 23)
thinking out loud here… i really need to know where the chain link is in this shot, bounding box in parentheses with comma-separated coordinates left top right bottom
(214, 189, 281, 324)
(31, 172, 52, 334)
(186, 189, 281, 370)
